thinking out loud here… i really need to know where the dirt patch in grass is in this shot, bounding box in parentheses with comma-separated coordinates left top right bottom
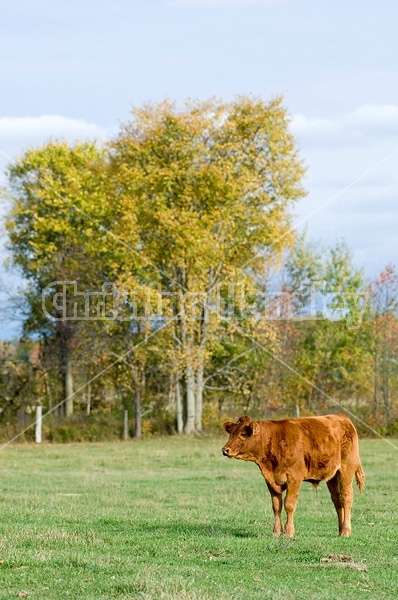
(320, 553, 368, 572)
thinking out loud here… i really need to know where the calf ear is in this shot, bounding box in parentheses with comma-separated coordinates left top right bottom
(223, 420, 235, 433)
(252, 421, 260, 435)
(241, 423, 253, 437)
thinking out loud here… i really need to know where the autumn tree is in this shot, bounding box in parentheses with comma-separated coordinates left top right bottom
(0, 340, 40, 426)
(369, 265, 398, 425)
(284, 240, 370, 413)
(6, 142, 111, 416)
(110, 96, 306, 432)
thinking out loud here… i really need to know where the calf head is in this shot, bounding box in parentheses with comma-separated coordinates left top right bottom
(222, 415, 260, 461)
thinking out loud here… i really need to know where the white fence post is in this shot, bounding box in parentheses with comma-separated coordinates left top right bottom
(123, 409, 129, 440)
(295, 404, 300, 418)
(35, 406, 42, 443)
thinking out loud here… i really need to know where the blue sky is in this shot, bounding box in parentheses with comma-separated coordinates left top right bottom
(2, 0, 397, 121)
(1, 0, 398, 336)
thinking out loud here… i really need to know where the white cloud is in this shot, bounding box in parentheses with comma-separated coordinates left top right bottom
(0, 115, 108, 149)
(291, 104, 398, 148)
(291, 115, 350, 147)
(346, 104, 398, 135)
(0, 115, 111, 182)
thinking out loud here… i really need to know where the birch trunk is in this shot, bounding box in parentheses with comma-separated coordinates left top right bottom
(86, 381, 91, 415)
(184, 365, 196, 434)
(123, 409, 129, 440)
(195, 362, 204, 433)
(373, 350, 379, 418)
(65, 355, 74, 417)
(382, 367, 392, 425)
(43, 368, 52, 410)
(176, 376, 183, 434)
(194, 292, 210, 433)
(134, 369, 144, 439)
(175, 280, 197, 434)
(135, 386, 142, 438)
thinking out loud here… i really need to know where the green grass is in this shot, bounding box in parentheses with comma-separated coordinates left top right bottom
(0, 437, 396, 599)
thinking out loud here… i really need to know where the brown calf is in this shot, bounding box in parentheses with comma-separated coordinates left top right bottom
(222, 414, 365, 537)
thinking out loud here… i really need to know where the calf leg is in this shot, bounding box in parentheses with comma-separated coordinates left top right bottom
(327, 472, 344, 535)
(266, 483, 283, 536)
(284, 481, 301, 538)
(339, 470, 354, 537)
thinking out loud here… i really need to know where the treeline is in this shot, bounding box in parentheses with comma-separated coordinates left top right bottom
(1, 97, 397, 440)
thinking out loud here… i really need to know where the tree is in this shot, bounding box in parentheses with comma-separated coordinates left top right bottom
(110, 96, 306, 433)
(0, 340, 40, 428)
(369, 265, 398, 425)
(6, 142, 111, 416)
(288, 240, 370, 412)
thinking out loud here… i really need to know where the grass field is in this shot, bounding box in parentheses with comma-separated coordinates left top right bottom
(0, 436, 397, 599)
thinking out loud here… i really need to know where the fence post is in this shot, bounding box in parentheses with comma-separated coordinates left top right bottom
(123, 409, 129, 440)
(35, 406, 42, 443)
(295, 404, 300, 418)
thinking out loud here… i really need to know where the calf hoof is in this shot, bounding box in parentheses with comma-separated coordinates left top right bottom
(284, 528, 295, 538)
(339, 529, 351, 538)
(272, 529, 282, 537)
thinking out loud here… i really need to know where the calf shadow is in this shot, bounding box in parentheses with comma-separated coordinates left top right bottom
(133, 521, 268, 539)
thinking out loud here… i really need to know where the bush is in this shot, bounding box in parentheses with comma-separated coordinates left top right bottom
(43, 413, 124, 442)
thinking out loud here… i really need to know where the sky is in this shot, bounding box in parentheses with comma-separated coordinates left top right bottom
(1, 0, 398, 337)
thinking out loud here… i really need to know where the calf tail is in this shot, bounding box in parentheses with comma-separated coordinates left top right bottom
(355, 463, 365, 494)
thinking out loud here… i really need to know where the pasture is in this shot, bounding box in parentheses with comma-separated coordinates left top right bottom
(0, 437, 396, 599)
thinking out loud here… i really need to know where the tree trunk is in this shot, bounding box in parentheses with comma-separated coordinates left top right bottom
(307, 385, 313, 411)
(135, 386, 142, 439)
(194, 291, 210, 433)
(42, 368, 53, 410)
(195, 362, 204, 433)
(65, 355, 74, 417)
(176, 376, 183, 434)
(184, 365, 196, 434)
(373, 350, 379, 418)
(174, 282, 197, 434)
(123, 408, 129, 440)
(382, 364, 392, 425)
(57, 321, 74, 417)
(86, 381, 91, 415)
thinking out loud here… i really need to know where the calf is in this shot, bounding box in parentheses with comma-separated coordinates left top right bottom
(222, 414, 364, 537)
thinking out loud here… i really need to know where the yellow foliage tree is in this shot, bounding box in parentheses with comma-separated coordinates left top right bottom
(110, 96, 306, 433)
